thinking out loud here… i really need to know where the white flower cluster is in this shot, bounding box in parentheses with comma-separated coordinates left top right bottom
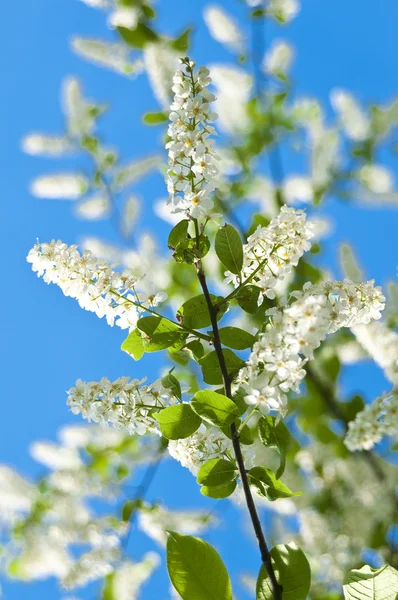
(225, 206, 315, 303)
(345, 390, 398, 451)
(168, 424, 255, 476)
(241, 280, 385, 416)
(166, 59, 219, 218)
(330, 89, 371, 141)
(27, 240, 166, 331)
(67, 377, 177, 435)
(352, 321, 398, 384)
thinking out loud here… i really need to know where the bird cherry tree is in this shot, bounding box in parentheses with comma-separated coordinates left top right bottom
(2, 1, 398, 599)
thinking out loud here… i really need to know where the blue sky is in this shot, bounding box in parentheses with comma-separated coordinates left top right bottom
(1, 0, 397, 598)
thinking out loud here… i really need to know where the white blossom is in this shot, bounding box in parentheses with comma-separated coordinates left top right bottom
(107, 6, 140, 29)
(283, 176, 313, 205)
(168, 424, 255, 476)
(240, 279, 385, 416)
(75, 194, 110, 220)
(114, 155, 161, 189)
(352, 321, 398, 384)
(0, 467, 35, 514)
(138, 504, 212, 546)
(358, 164, 394, 194)
(210, 65, 252, 134)
(30, 174, 88, 200)
(27, 240, 167, 330)
(203, 5, 244, 53)
(110, 554, 160, 600)
(345, 390, 398, 451)
(30, 442, 82, 471)
(71, 38, 143, 77)
(263, 40, 294, 78)
(330, 89, 371, 141)
(62, 77, 104, 139)
(225, 206, 315, 303)
(266, 0, 300, 23)
(339, 243, 363, 283)
(22, 133, 72, 157)
(166, 59, 219, 219)
(144, 41, 180, 110)
(62, 546, 119, 589)
(122, 195, 140, 237)
(67, 377, 177, 435)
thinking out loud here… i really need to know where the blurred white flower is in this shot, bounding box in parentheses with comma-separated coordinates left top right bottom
(204, 4, 244, 53)
(72, 38, 143, 77)
(210, 64, 252, 134)
(267, 0, 300, 23)
(263, 40, 294, 77)
(144, 41, 180, 110)
(339, 243, 363, 282)
(358, 164, 394, 194)
(22, 133, 72, 157)
(122, 195, 140, 237)
(75, 195, 110, 220)
(108, 7, 140, 30)
(283, 175, 313, 204)
(30, 442, 82, 471)
(31, 174, 88, 199)
(331, 89, 371, 141)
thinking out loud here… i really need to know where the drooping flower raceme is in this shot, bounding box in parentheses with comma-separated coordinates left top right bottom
(240, 280, 385, 416)
(166, 59, 219, 219)
(345, 389, 398, 451)
(168, 424, 255, 476)
(225, 206, 315, 303)
(352, 321, 398, 385)
(27, 240, 167, 331)
(67, 377, 177, 436)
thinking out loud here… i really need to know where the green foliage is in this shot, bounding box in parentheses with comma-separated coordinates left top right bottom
(167, 532, 233, 600)
(258, 416, 292, 478)
(155, 404, 201, 440)
(177, 294, 228, 329)
(143, 111, 168, 125)
(185, 340, 205, 360)
(248, 466, 302, 501)
(256, 542, 311, 600)
(171, 27, 192, 52)
(117, 22, 158, 49)
(343, 565, 398, 600)
(236, 285, 261, 313)
(137, 316, 187, 351)
(217, 326, 255, 350)
(191, 390, 238, 428)
(168, 220, 190, 249)
(197, 458, 237, 486)
(199, 350, 245, 385)
(161, 369, 182, 401)
(121, 328, 146, 360)
(215, 224, 244, 274)
(201, 480, 237, 499)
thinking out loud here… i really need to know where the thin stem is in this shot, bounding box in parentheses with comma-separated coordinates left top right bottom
(238, 403, 261, 433)
(109, 287, 212, 343)
(194, 229, 282, 600)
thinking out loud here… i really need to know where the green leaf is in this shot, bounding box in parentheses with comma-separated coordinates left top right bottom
(248, 467, 302, 501)
(256, 542, 311, 600)
(215, 224, 244, 274)
(201, 480, 237, 499)
(121, 328, 146, 360)
(186, 340, 205, 360)
(117, 22, 158, 49)
(217, 326, 255, 350)
(171, 27, 192, 52)
(137, 316, 187, 351)
(155, 404, 201, 440)
(197, 458, 236, 487)
(168, 220, 189, 250)
(143, 111, 168, 125)
(236, 285, 261, 313)
(167, 532, 233, 600)
(258, 417, 292, 479)
(177, 294, 228, 330)
(191, 390, 238, 428)
(343, 565, 398, 600)
(161, 369, 182, 401)
(222, 419, 254, 445)
(199, 350, 245, 385)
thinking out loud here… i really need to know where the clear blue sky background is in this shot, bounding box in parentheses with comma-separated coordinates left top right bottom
(1, 1, 397, 598)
